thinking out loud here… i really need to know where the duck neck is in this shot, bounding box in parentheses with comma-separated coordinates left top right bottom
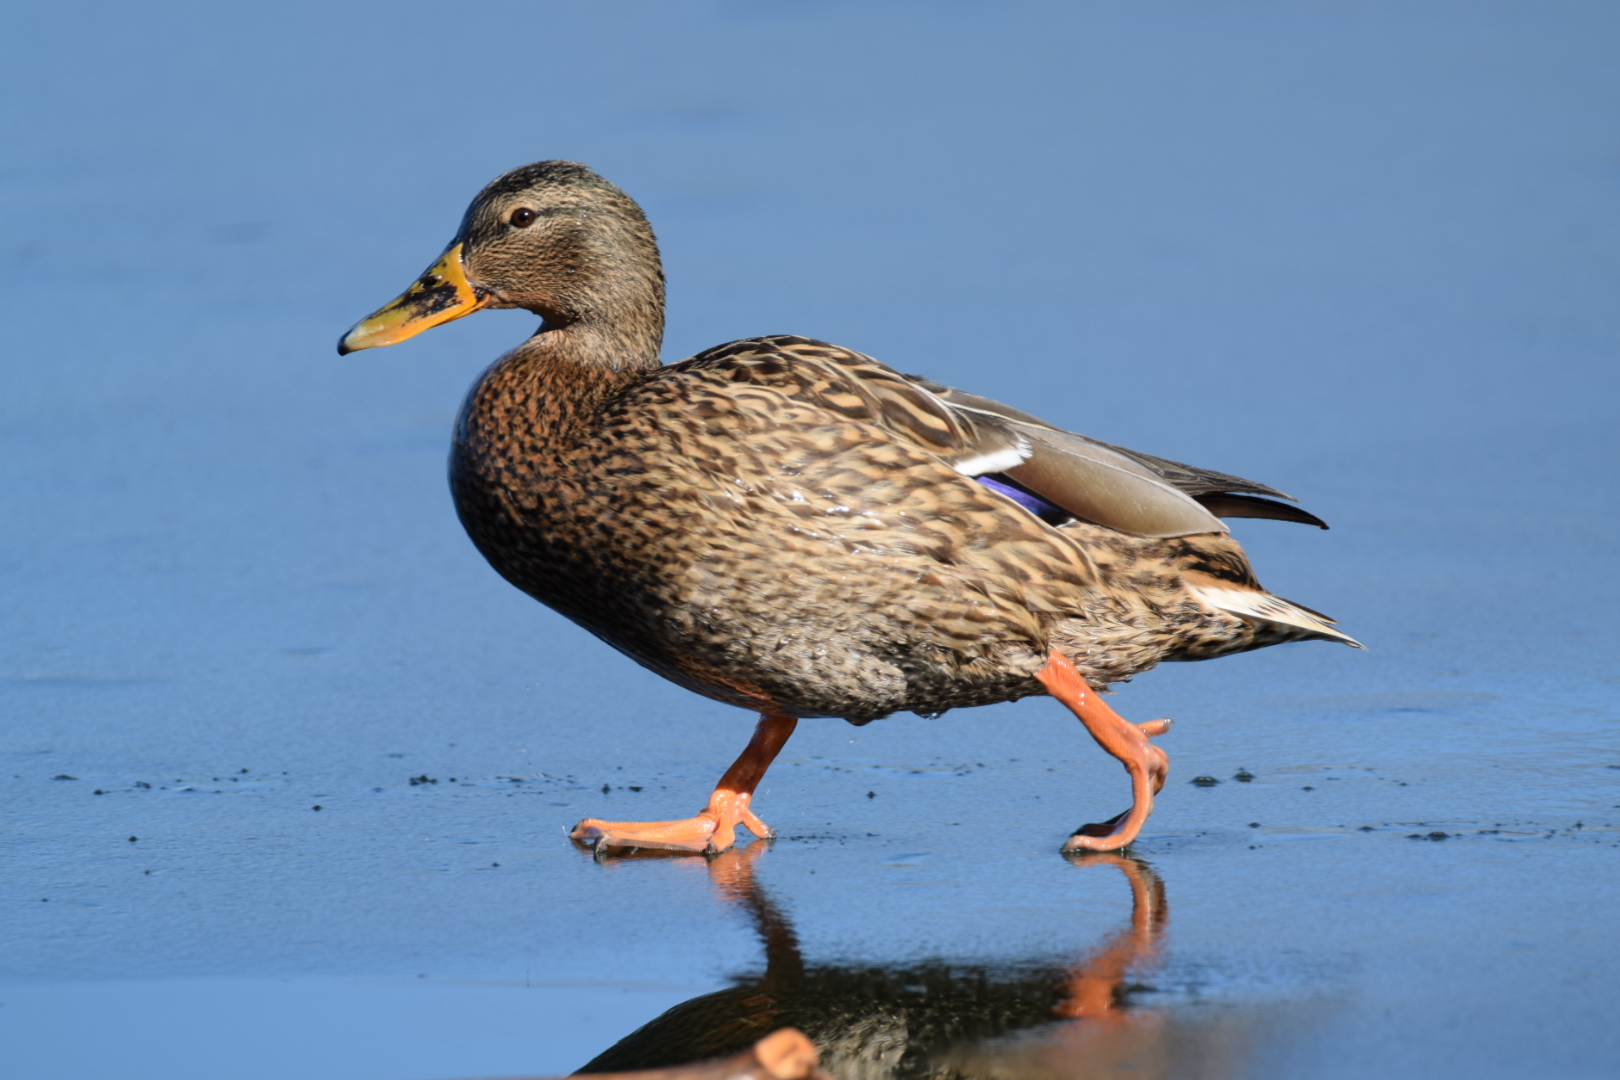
(483, 313, 663, 440)
(541, 289, 664, 376)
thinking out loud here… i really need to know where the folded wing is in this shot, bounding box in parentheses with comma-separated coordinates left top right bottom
(684, 336, 1328, 540)
(915, 380, 1329, 537)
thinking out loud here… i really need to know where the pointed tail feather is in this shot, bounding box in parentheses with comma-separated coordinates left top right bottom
(1188, 585, 1365, 649)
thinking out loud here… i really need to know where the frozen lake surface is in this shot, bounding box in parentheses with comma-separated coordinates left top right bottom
(3, 3, 1618, 1078)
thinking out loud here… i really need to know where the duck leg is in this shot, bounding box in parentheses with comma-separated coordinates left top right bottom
(571, 713, 797, 855)
(1036, 650, 1171, 852)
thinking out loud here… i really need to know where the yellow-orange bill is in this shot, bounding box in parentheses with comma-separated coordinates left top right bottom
(337, 243, 487, 354)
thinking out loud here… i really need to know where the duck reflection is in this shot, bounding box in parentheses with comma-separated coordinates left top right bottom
(577, 845, 1203, 1080)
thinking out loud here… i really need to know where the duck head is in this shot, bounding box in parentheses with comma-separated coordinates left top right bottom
(338, 160, 665, 363)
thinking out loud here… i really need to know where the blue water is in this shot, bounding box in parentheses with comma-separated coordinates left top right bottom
(3, 2, 1617, 1078)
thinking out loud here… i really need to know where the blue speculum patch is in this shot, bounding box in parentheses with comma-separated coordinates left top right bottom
(974, 474, 1073, 526)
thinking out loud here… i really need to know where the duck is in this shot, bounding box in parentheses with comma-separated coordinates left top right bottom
(338, 160, 1360, 855)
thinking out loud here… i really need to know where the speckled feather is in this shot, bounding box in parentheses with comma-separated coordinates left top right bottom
(449, 329, 1345, 725)
(329, 160, 1362, 734)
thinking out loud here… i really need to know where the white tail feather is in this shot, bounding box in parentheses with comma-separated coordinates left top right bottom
(1190, 585, 1365, 649)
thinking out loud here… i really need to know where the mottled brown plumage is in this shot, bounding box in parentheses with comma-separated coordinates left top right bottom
(339, 160, 1359, 854)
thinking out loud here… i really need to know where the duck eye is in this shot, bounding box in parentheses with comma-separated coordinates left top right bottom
(509, 208, 536, 227)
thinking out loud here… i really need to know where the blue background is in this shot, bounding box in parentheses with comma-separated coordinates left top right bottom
(3, 3, 1617, 1078)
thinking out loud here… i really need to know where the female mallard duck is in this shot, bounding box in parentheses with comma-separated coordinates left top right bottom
(339, 161, 1360, 855)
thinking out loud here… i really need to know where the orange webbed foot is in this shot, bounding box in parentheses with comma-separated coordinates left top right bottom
(1037, 651, 1173, 853)
(571, 790, 774, 856)
(571, 713, 795, 859)
(1063, 717, 1170, 852)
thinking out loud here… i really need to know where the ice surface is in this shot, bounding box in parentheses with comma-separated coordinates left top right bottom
(2, 3, 1617, 1078)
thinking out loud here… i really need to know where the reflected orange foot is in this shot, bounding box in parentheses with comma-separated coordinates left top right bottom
(571, 789, 773, 855)
(1063, 718, 1171, 853)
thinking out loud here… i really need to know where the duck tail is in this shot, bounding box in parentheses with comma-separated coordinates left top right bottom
(1187, 581, 1365, 649)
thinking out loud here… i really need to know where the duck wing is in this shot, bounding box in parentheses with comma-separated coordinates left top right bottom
(681, 336, 1030, 477)
(682, 337, 1259, 539)
(911, 379, 1329, 533)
